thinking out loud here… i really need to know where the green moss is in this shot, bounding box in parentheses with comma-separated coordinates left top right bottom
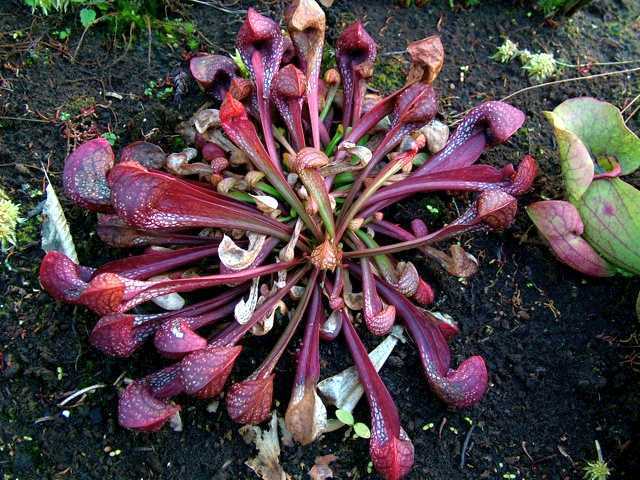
(321, 44, 336, 72)
(336, 11, 358, 27)
(64, 95, 96, 117)
(15, 215, 39, 250)
(369, 58, 406, 93)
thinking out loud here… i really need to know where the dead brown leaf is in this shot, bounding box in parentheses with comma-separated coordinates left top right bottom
(309, 454, 337, 480)
(406, 35, 445, 85)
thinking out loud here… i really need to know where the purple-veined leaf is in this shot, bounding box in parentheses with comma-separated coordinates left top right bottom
(527, 200, 613, 277)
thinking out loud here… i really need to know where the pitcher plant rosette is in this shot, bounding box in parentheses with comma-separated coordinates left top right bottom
(39, 1, 536, 478)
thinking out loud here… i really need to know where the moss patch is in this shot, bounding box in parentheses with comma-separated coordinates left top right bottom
(369, 57, 406, 93)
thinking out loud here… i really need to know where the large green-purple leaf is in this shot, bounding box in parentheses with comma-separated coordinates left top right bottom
(526, 200, 613, 277)
(545, 97, 640, 202)
(578, 178, 640, 276)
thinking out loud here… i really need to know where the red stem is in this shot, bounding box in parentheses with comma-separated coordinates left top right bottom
(252, 51, 281, 172)
(253, 268, 319, 378)
(95, 244, 221, 280)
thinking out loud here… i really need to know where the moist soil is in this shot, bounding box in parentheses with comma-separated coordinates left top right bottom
(1, 0, 640, 479)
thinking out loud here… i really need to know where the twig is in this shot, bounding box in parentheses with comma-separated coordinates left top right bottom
(460, 424, 476, 469)
(438, 417, 447, 440)
(0, 116, 50, 123)
(145, 15, 152, 69)
(58, 384, 106, 406)
(625, 103, 640, 124)
(620, 93, 640, 114)
(112, 371, 127, 387)
(557, 59, 640, 68)
(595, 440, 605, 463)
(501, 66, 640, 102)
(522, 441, 535, 463)
(104, 26, 135, 70)
(380, 50, 406, 58)
(72, 14, 115, 63)
(557, 444, 575, 467)
(532, 454, 558, 465)
(187, 0, 247, 14)
(34, 416, 55, 424)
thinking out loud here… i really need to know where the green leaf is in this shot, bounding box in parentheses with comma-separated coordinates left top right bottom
(231, 49, 250, 78)
(353, 423, 371, 439)
(578, 178, 640, 276)
(545, 98, 640, 202)
(544, 111, 593, 203)
(335, 409, 354, 426)
(79, 8, 97, 29)
(101, 132, 117, 146)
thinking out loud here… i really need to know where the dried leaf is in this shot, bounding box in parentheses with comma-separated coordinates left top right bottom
(235, 278, 261, 324)
(250, 194, 280, 214)
(219, 233, 267, 271)
(317, 325, 404, 414)
(251, 300, 283, 336)
(244, 412, 291, 480)
(278, 416, 294, 448)
(309, 454, 337, 480)
(41, 180, 78, 263)
(151, 292, 186, 311)
(277, 219, 304, 287)
(338, 141, 372, 165)
(406, 35, 444, 85)
(320, 310, 342, 340)
(169, 411, 183, 432)
(194, 108, 221, 134)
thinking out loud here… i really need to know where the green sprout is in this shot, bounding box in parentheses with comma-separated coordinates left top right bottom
(583, 440, 611, 480)
(144, 80, 158, 97)
(335, 408, 371, 439)
(521, 52, 557, 81)
(24, 0, 72, 15)
(79, 7, 97, 29)
(492, 38, 520, 63)
(101, 132, 118, 146)
(53, 28, 70, 40)
(491, 40, 558, 81)
(231, 49, 250, 78)
(0, 188, 20, 251)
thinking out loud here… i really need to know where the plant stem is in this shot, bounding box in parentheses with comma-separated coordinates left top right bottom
(325, 125, 345, 157)
(320, 84, 339, 121)
(256, 269, 319, 376)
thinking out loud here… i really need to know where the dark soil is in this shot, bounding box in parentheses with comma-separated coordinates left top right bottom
(1, 0, 640, 479)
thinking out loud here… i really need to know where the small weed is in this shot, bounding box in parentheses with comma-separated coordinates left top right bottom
(370, 58, 406, 93)
(583, 440, 611, 480)
(53, 28, 71, 40)
(144, 80, 174, 101)
(25, 0, 199, 50)
(0, 188, 20, 251)
(231, 49, 250, 78)
(335, 409, 371, 440)
(492, 38, 559, 81)
(79, 7, 96, 28)
(538, 0, 593, 17)
(101, 131, 118, 146)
